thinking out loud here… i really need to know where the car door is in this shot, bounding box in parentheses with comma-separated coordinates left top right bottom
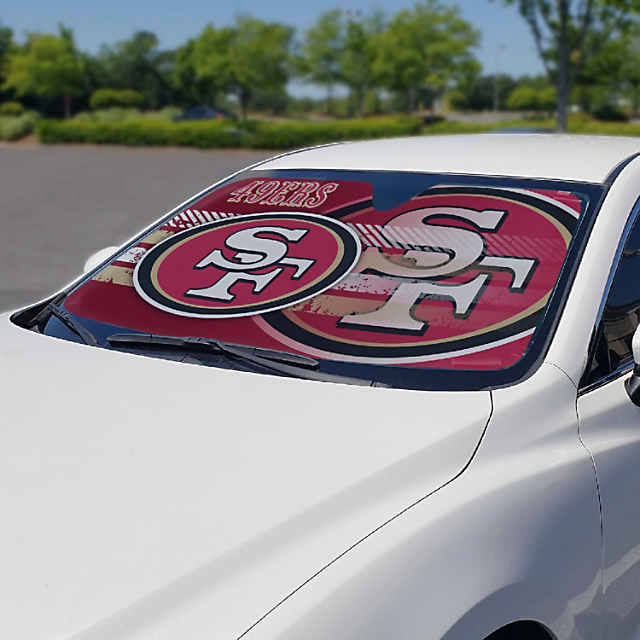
(577, 212, 640, 640)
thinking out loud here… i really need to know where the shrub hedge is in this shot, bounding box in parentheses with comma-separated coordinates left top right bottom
(89, 88, 145, 110)
(245, 117, 423, 148)
(39, 113, 640, 148)
(72, 105, 182, 123)
(422, 115, 640, 136)
(422, 120, 495, 135)
(590, 104, 630, 123)
(0, 101, 25, 116)
(73, 107, 143, 123)
(36, 116, 423, 149)
(0, 112, 39, 141)
(37, 119, 249, 147)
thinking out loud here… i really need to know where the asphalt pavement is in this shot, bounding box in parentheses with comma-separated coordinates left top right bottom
(0, 144, 273, 311)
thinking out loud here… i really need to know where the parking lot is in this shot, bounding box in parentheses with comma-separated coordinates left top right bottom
(0, 144, 272, 311)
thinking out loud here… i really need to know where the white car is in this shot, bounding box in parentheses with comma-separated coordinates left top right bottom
(4, 134, 640, 640)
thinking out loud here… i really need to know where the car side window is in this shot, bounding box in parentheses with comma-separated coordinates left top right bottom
(583, 218, 640, 386)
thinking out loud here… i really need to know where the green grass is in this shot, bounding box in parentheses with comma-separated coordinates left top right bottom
(569, 118, 640, 136)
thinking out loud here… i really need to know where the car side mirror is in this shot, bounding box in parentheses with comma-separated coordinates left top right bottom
(83, 246, 117, 273)
(625, 325, 640, 406)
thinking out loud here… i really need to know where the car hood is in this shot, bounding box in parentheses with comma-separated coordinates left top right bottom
(0, 313, 491, 640)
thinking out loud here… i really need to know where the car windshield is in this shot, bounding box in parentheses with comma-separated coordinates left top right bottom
(28, 169, 603, 390)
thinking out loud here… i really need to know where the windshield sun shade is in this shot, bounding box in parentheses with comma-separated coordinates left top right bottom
(41, 169, 603, 390)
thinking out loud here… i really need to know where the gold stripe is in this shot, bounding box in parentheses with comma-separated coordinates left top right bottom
(94, 265, 134, 286)
(144, 229, 174, 244)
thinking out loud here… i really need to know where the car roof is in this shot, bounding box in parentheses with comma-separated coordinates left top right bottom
(256, 134, 640, 184)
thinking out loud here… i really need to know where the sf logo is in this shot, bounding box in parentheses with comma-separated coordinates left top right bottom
(186, 226, 315, 302)
(133, 212, 361, 319)
(339, 206, 538, 334)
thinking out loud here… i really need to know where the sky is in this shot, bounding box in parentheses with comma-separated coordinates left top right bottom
(1, 0, 546, 93)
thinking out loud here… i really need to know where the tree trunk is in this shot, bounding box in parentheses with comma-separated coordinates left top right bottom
(355, 88, 364, 117)
(239, 88, 250, 121)
(327, 84, 333, 116)
(63, 94, 72, 119)
(555, 1, 571, 132)
(632, 87, 640, 118)
(407, 86, 417, 113)
(556, 69, 570, 132)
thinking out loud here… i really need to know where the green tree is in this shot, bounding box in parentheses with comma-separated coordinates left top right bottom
(452, 69, 517, 111)
(228, 16, 293, 119)
(172, 39, 198, 106)
(506, 86, 539, 110)
(173, 36, 221, 107)
(573, 34, 623, 113)
(340, 11, 385, 116)
(506, 85, 555, 111)
(572, 27, 640, 116)
(372, 0, 479, 112)
(537, 85, 558, 111)
(0, 23, 15, 103)
(495, 0, 640, 131)
(97, 31, 173, 108)
(620, 35, 640, 115)
(190, 25, 235, 108)
(300, 9, 345, 114)
(0, 23, 13, 73)
(187, 18, 293, 119)
(3, 26, 85, 117)
(249, 86, 290, 115)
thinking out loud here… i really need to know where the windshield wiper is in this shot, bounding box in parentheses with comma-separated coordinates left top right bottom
(107, 333, 373, 386)
(36, 300, 98, 346)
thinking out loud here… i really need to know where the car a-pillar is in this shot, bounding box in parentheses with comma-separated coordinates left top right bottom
(625, 325, 640, 406)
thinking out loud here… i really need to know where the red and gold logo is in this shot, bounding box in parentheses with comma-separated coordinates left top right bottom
(255, 187, 577, 365)
(133, 212, 361, 318)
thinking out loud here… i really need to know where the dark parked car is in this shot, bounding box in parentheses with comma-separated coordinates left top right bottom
(173, 106, 235, 121)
